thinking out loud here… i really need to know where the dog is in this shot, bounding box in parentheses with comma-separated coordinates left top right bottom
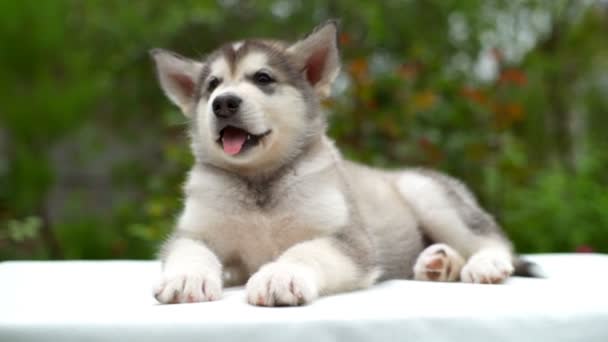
(151, 20, 528, 306)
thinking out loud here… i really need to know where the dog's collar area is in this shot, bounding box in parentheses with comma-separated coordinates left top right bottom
(217, 126, 271, 156)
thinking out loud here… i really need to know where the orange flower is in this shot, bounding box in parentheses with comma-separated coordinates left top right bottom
(349, 58, 368, 80)
(499, 68, 528, 86)
(493, 102, 525, 130)
(459, 86, 487, 105)
(339, 32, 351, 46)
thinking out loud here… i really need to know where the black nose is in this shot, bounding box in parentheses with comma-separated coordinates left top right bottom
(212, 94, 242, 118)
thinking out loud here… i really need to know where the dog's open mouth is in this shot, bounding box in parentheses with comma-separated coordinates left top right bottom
(218, 126, 271, 156)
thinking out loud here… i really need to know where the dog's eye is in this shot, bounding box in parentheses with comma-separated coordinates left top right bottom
(208, 77, 221, 92)
(253, 71, 275, 85)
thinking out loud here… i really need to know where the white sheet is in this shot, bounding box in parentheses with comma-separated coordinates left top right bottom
(1, 254, 607, 342)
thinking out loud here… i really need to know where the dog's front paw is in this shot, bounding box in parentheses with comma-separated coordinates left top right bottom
(460, 250, 514, 284)
(154, 272, 222, 304)
(246, 262, 318, 307)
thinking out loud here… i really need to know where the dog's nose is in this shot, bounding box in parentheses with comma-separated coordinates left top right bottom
(212, 94, 242, 118)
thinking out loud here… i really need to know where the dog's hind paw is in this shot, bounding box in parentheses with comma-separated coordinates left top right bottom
(414, 243, 465, 282)
(460, 249, 514, 284)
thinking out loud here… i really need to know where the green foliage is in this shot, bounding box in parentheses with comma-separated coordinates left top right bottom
(1, 217, 41, 242)
(1, 1, 607, 260)
(504, 152, 608, 253)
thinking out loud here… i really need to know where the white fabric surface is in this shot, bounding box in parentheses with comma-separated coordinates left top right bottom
(1, 254, 607, 342)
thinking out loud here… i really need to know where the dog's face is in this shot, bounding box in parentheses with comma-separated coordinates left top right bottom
(152, 21, 340, 175)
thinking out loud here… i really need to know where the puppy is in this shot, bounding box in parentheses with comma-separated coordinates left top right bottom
(151, 21, 521, 306)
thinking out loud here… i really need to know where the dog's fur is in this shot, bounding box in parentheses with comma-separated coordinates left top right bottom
(151, 21, 518, 306)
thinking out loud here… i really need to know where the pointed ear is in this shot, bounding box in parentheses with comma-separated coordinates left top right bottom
(150, 49, 203, 116)
(287, 20, 341, 98)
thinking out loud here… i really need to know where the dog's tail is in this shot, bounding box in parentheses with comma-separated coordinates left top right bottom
(513, 257, 544, 278)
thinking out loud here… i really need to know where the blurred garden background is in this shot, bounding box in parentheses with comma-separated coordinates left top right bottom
(1, 0, 607, 260)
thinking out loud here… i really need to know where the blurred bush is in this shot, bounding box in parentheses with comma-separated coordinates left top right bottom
(1, 0, 607, 260)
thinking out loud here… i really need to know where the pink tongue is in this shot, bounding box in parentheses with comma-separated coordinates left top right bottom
(221, 127, 248, 155)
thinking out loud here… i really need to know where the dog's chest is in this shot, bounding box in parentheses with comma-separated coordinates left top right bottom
(204, 182, 349, 273)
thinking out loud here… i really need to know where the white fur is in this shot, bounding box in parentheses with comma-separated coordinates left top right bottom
(397, 172, 485, 256)
(208, 58, 230, 82)
(154, 238, 222, 303)
(246, 261, 318, 306)
(170, 154, 352, 279)
(295, 136, 336, 175)
(279, 238, 377, 294)
(246, 238, 378, 306)
(236, 52, 268, 76)
(290, 187, 348, 233)
(460, 248, 514, 284)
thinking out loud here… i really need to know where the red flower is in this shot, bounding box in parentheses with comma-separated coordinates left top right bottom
(575, 245, 594, 253)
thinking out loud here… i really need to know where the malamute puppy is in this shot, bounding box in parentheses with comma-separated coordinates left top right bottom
(151, 21, 525, 306)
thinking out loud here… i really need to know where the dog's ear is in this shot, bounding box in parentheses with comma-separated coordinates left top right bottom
(287, 20, 340, 98)
(150, 49, 203, 116)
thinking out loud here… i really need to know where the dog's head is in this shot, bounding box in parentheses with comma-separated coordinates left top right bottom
(151, 21, 340, 176)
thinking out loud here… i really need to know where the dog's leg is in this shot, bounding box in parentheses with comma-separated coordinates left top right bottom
(154, 236, 223, 304)
(396, 171, 514, 284)
(413, 243, 465, 282)
(246, 237, 379, 306)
